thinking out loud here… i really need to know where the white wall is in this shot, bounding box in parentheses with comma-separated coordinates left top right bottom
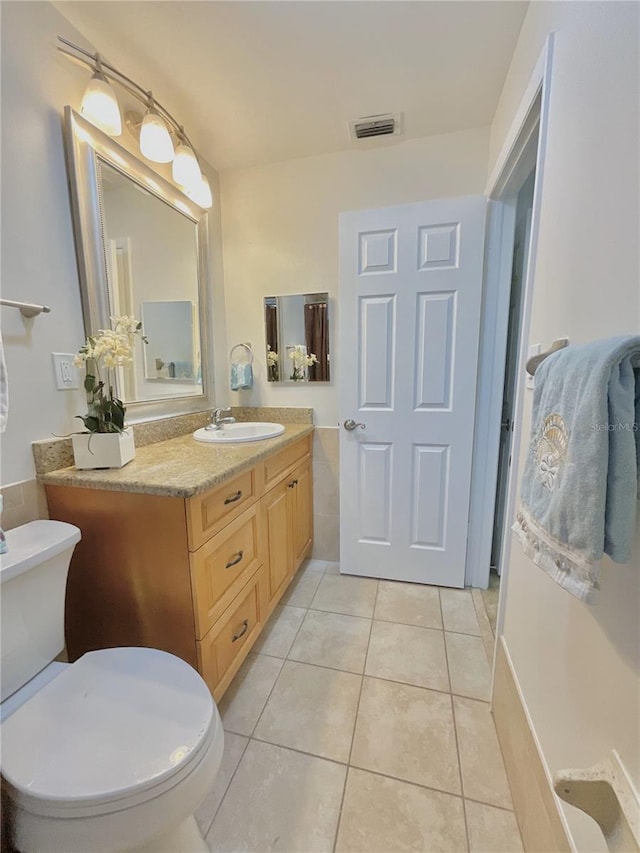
(0, 1, 226, 488)
(491, 3, 640, 849)
(220, 126, 490, 425)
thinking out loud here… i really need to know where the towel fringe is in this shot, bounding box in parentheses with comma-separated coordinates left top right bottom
(513, 509, 600, 603)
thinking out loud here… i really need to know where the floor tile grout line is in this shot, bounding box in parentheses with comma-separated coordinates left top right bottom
(249, 734, 351, 770)
(282, 603, 483, 640)
(244, 564, 321, 739)
(440, 588, 471, 853)
(332, 583, 380, 853)
(348, 582, 378, 765)
(248, 650, 492, 703)
(245, 654, 286, 740)
(220, 732, 520, 814)
(463, 796, 519, 815)
(203, 734, 251, 840)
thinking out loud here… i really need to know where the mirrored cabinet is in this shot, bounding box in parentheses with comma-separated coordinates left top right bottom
(264, 293, 330, 383)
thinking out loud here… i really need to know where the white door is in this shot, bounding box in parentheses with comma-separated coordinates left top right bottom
(339, 196, 486, 587)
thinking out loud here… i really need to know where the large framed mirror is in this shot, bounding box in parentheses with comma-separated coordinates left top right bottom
(264, 293, 330, 383)
(63, 107, 214, 419)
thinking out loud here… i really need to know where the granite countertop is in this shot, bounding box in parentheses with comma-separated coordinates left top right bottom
(39, 424, 314, 499)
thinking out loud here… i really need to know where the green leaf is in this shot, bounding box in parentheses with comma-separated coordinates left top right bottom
(75, 415, 100, 432)
(84, 373, 97, 393)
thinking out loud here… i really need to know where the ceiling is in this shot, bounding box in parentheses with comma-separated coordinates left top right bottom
(54, 1, 528, 172)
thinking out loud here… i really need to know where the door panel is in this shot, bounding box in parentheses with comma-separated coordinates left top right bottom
(358, 295, 396, 410)
(411, 444, 449, 549)
(357, 442, 393, 544)
(414, 291, 455, 410)
(339, 196, 486, 587)
(263, 480, 291, 613)
(292, 460, 313, 570)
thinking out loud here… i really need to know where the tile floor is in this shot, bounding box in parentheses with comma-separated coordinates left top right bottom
(197, 560, 523, 852)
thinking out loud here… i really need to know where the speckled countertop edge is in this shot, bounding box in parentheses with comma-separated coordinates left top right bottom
(38, 424, 314, 499)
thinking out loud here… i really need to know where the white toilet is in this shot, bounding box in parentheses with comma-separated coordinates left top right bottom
(0, 520, 225, 853)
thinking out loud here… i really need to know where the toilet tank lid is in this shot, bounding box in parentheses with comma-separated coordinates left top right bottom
(0, 520, 81, 583)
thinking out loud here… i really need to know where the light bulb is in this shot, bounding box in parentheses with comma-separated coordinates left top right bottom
(139, 108, 174, 163)
(172, 141, 201, 188)
(186, 174, 213, 209)
(81, 72, 122, 137)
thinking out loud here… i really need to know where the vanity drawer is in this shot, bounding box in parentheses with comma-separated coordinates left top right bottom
(187, 468, 261, 551)
(262, 435, 311, 490)
(190, 503, 263, 639)
(197, 566, 266, 701)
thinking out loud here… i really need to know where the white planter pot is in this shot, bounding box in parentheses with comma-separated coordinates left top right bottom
(72, 429, 135, 470)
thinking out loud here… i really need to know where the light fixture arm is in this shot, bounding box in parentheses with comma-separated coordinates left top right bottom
(57, 36, 199, 159)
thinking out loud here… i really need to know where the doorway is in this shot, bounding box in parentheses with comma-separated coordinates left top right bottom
(481, 169, 536, 632)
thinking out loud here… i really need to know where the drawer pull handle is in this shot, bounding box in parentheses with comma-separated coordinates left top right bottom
(224, 490, 243, 505)
(232, 619, 249, 642)
(288, 478, 298, 488)
(225, 550, 244, 569)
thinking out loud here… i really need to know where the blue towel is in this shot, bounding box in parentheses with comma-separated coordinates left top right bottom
(230, 362, 253, 391)
(513, 335, 640, 602)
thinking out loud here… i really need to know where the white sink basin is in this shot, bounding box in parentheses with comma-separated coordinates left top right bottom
(193, 422, 285, 443)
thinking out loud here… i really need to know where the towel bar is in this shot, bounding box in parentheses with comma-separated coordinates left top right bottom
(229, 342, 254, 364)
(526, 337, 569, 376)
(0, 299, 51, 319)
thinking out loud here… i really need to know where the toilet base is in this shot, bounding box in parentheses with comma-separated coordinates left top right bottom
(130, 815, 208, 853)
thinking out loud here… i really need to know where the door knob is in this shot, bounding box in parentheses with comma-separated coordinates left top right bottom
(344, 419, 366, 431)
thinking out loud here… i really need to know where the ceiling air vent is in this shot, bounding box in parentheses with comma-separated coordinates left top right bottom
(349, 113, 403, 144)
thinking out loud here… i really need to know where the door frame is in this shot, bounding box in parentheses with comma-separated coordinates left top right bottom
(465, 33, 555, 631)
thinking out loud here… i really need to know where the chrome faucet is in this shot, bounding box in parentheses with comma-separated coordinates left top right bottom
(206, 407, 236, 431)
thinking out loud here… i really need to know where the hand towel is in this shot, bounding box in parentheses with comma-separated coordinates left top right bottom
(0, 331, 8, 433)
(230, 361, 253, 391)
(513, 334, 640, 602)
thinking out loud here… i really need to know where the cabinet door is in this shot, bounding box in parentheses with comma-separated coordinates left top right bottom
(291, 459, 313, 572)
(263, 478, 293, 614)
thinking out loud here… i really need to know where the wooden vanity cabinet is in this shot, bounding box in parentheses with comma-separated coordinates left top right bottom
(262, 456, 313, 618)
(46, 433, 313, 702)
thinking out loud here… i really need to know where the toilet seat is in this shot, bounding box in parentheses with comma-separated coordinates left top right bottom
(1, 647, 218, 818)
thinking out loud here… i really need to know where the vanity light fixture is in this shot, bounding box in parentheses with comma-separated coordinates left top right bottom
(139, 95, 174, 163)
(172, 133, 201, 188)
(58, 36, 212, 209)
(80, 55, 122, 137)
(185, 173, 213, 210)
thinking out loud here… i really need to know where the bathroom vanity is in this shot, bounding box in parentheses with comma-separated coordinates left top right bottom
(42, 426, 313, 701)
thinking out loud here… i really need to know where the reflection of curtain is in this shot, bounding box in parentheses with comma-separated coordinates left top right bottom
(265, 304, 278, 353)
(304, 302, 329, 381)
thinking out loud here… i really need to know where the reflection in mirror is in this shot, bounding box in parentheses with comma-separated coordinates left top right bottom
(141, 300, 198, 383)
(264, 293, 330, 383)
(99, 161, 202, 402)
(64, 107, 214, 422)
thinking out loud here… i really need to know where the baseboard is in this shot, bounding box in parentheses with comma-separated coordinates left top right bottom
(492, 637, 574, 852)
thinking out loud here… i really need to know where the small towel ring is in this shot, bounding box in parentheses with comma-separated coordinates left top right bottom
(229, 342, 254, 364)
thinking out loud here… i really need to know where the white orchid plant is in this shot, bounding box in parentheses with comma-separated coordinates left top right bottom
(266, 345, 280, 381)
(74, 316, 147, 433)
(288, 345, 317, 381)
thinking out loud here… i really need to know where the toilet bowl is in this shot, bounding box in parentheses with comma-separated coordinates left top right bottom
(0, 521, 225, 852)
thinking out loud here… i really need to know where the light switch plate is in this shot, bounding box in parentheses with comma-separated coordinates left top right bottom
(52, 353, 79, 390)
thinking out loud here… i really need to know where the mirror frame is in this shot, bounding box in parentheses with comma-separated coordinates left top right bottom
(63, 106, 215, 421)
